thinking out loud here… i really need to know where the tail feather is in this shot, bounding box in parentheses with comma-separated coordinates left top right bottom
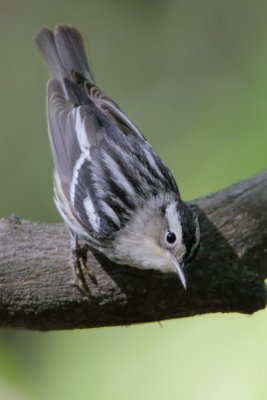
(35, 25, 95, 85)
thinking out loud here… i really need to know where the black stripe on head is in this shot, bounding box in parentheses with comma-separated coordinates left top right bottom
(177, 201, 200, 262)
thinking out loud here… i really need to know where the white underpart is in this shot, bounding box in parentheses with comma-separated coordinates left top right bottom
(100, 201, 121, 228)
(143, 145, 165, 181)
(83, 196, 101, 231)
(102, 152, 135, 195)
(165, 202, 184, 253)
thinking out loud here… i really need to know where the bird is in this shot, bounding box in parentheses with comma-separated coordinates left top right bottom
(35, 25, 200, 291)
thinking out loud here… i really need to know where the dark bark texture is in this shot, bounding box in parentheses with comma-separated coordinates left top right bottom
(0, 171, 266, 331)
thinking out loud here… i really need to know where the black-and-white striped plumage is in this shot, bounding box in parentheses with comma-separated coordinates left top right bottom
(35, 25, 200, 288)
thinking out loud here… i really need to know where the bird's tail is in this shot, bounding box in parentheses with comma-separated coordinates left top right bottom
(35, 25, 95, 102)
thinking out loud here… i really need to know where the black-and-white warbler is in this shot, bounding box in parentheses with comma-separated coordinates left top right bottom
(35, 25, 200, 290)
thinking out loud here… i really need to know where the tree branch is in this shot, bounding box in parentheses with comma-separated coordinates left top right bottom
(0, 171, 266, 330)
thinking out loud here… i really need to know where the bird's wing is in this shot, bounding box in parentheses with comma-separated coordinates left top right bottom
(47, 78, 179, 239)
(85, 82, 179, 194)
(47, 79, 114, 238)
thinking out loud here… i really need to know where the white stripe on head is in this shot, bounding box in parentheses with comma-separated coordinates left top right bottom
(165, 201, 183, 245)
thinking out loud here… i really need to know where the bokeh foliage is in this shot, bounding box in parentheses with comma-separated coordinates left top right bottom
(0, 0, 266, 399)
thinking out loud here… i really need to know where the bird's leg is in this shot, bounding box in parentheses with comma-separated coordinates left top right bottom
(69, 232, 96, 295)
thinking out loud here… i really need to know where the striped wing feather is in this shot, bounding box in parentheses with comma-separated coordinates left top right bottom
(38, 26, 180, 240)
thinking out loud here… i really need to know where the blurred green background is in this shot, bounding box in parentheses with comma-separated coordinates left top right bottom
(0, 0, 267, 399)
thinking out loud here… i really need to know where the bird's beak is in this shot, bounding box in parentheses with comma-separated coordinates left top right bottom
(172, 257, 187, 290)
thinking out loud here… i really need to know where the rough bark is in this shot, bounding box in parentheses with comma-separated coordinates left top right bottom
(0, 171, 266, 331)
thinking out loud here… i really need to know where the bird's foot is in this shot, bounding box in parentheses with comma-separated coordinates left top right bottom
(70, 233, 97, 296)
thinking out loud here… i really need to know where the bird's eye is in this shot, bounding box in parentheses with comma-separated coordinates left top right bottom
(166, 232, 176, 244)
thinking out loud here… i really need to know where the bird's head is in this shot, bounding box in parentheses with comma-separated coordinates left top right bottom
(113, 194, 200, 288)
